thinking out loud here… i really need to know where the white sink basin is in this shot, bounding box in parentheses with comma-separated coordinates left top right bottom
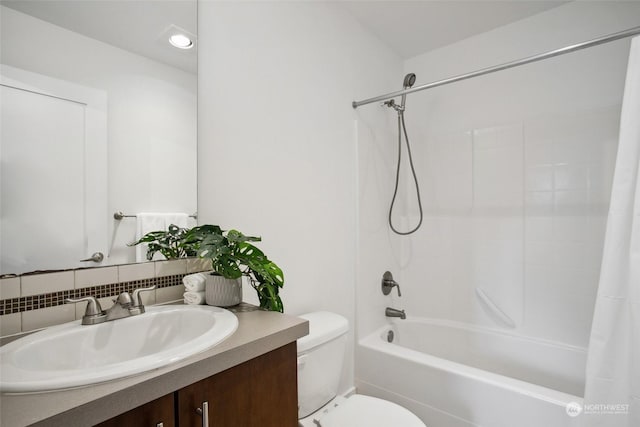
(0, 305, 238, 393)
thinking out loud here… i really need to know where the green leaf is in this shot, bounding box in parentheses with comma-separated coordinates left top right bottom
(212, 255, 242, 279)
(226, 229, 262, 243)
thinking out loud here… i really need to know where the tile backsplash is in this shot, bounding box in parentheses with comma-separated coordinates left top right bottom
(0, 258, 211, 336)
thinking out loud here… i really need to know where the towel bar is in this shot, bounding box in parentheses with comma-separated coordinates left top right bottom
(113, 211, 197, 220)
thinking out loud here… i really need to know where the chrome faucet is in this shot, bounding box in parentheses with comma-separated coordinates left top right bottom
(385, 307, 406, 320)
(105, 291, 135, 321)
(66, 285, 156, 325)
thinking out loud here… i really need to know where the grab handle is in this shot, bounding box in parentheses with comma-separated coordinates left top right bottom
(475, 288, 515, 328)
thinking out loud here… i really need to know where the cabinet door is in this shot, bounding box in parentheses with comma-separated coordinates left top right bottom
(95, 393, 175, 427)
(177, 342, 298, 427)
(249, 342, 298, 427)
(178, 356, 252, 427)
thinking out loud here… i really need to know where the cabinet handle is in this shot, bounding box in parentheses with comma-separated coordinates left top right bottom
(195, 401, 209, 427)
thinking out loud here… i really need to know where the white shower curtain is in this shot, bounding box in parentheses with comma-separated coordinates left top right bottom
(583, 36, 640, 427)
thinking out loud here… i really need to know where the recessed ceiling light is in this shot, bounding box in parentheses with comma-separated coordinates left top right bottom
(169, 34, 193, 49)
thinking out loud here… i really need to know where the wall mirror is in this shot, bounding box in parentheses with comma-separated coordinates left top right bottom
(0, 1, 197, 276)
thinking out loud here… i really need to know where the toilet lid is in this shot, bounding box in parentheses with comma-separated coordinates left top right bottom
(317, 395, 426, 427)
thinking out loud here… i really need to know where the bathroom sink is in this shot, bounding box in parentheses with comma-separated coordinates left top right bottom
(0, 305, 238, 393)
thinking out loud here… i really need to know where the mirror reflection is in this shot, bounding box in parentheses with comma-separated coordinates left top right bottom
(0, 0, 198, 276)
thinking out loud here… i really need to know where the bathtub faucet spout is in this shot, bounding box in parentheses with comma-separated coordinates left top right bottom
(385, 307, 406, 320)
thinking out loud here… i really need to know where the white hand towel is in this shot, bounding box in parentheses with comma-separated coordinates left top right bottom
(183, 273, 207, 292)
(135, 213, 167, 262)
(164, 212, 189, 229)
(134, 212, 191, 262)
(183, 291, 205, 305)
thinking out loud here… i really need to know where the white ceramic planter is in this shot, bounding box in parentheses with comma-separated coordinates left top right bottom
(204, 273, 242, 307)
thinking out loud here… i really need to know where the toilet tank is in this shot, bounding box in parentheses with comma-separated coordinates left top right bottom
(297, 311, 349, 419)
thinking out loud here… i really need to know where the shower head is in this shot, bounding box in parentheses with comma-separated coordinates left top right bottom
(401, 73, 416, 109)
(403, 73, 416, 89)
(384, 73, 417, 113)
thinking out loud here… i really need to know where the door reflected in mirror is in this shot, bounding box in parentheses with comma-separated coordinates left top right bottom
(0, 1, 197, 276)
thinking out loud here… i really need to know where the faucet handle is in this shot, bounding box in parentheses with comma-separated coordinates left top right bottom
(66, 296, 103, 315)
(131, 285, 156, 313)
(66, 296, 106, 325)
(381, 271, 402, 297)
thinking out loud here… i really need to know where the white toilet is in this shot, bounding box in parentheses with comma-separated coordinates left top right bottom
(297, 311, 426, 427)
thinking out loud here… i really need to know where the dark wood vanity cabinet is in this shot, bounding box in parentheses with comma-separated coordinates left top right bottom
(178, 341, 298, 427)
(96, 342, 298, 427)
(95, 393, 175, 427)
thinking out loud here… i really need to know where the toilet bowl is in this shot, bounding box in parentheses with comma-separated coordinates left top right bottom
(297, 311, 426, 427)
(299, 394, 425, 427)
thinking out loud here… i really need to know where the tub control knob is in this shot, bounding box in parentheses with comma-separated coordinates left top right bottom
(381, 271, 402, 297)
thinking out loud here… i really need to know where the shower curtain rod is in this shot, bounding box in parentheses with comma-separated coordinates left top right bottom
(352, 25, 640, 109)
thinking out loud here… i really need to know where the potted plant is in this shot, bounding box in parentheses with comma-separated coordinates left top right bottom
(131, 224, 284, 312)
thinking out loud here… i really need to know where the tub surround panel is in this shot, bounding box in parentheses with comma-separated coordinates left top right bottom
(381, 1, 639, 352)
(394, 109, 618, 345)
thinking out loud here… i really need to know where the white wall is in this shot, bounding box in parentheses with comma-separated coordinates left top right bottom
(382, 1, 640, 349)
(197, 0, 401, 393)
(0, 6, 197, 266)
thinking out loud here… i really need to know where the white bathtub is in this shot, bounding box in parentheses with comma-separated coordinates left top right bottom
(356, 317, 587, 427)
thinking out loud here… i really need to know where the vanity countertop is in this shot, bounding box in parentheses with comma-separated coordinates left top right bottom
(0, 304, 309, 427)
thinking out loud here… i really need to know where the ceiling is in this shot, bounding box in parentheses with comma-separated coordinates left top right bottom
(339, 0, 569, 59)
(2, 0, 569, 72)
(1, 0, 197, 73)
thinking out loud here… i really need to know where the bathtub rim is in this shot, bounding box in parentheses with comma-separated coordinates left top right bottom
(381, 316, 587, 352)
(359, 317, 585, 408)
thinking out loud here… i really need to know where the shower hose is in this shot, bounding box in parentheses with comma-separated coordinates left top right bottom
(388, 112, 423, 235)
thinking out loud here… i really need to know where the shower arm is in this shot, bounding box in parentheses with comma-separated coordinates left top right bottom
(352, 25, 640, 109)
